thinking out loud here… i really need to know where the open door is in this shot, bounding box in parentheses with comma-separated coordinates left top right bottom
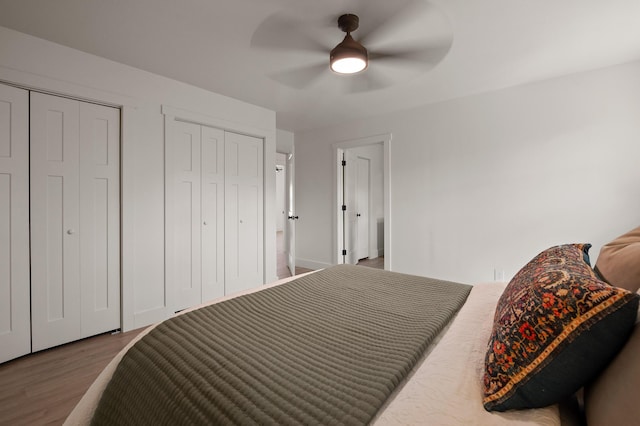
(356, 156, 370, 260)
(344, 150, 358, 264)
(285, 152, 296, 275)
(335, 135, 390, 269)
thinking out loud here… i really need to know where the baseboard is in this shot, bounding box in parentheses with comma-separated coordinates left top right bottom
(368, 248, 384, 259)
(296, 258, 334, 270)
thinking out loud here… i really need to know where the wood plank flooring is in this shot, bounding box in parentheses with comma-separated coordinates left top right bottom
(357, 255, 384, 269)
(276, 230, 384, 277)
(0, 328, 143, 425)
(1, 234, 383, 425)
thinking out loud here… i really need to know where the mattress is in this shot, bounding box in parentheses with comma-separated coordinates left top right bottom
(65, 267, 565, 425)
(373, 280, 562, 425)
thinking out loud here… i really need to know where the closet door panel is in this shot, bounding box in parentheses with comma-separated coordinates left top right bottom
(224, 132, 264, 295)
(238, 184, 260, 275)
(0, 84, 30, 363)
(201, 126, 225, 301)
(79, 102, 120, 337)
(173, 121, 202, 311)
(224, 181, 240, 287)
(30, 92, 81, 351)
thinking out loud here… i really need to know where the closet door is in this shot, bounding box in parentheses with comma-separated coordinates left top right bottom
(201, 126, 225, 301)
(224, 131, 264, 294)
(30, 92, 82, 351)
(168, 123, 265, 308)
(79, 102, 120, 337)
(0, 84, 30, 363)
(173, 120, 203, 311)
(30, 92, 120, 351)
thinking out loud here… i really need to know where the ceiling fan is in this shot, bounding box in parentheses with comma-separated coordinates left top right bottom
(250, 0, 453, 92)
(329, 14, 369, 74)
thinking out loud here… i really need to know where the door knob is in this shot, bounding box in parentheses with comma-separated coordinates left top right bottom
(67, 229, 75, 235)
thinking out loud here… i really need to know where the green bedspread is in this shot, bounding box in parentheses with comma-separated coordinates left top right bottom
(91, 264, 471, 425)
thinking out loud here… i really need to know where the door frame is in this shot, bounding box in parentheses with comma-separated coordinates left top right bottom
(0, 73, 138, 331)
(333, 133, 391, 270)
(276, 148, 296, 277)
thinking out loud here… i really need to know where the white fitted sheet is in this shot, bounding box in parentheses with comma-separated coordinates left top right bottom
(373, 282, 561, 426)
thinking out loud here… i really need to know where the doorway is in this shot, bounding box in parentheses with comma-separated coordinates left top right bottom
(275, 153, 287, 278)
(276, 150, 297, 278)
(334, 134, 391, 270)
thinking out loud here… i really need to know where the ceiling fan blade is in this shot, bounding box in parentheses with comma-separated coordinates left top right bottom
(269, 62, 327, 90)
(251, 13, 329, 53)
(369, 42, 452, 68)
(357, 0, 427, 45)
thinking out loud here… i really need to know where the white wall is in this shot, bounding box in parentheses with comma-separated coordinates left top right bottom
(0, 26, 277, 330)
(276, 129, 294, 154)
(295, 60, 640, 284)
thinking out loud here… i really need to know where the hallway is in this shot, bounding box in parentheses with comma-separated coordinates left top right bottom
(276, 231, 384, 279)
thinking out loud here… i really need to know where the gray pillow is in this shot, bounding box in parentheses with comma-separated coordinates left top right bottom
(585, 323, 640, 426)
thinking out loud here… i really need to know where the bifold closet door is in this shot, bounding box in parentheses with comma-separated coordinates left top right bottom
(169, 123, 263, 309)
(0, 84, 31, 363)
(79, 102, 121, 337)
(172, 122, 225, 311)
(201, 126, 225, 301)
(173, 121, 204, 311)
(30, 92, 120, 352)
(224, 131, 264, 295)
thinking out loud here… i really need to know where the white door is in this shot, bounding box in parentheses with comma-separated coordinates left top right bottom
(0, 84, 31, 363)
(285, 151, 296, 275)
(169, 125, 264, 307)
(201, 126, 225, 302)
(30, 92, 82, 351)
(356, 156, 370, 261)
(30, 92, 120, 351)
(344, 150, 358, 264)
(78, 102, 121, 337)
(224, 131, 264, 294)
(173, 121, 203, 311)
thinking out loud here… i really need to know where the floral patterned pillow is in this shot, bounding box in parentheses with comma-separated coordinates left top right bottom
(483, 243, 639, 412)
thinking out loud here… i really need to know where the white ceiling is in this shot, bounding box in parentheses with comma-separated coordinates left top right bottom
(1, 0, 640, 132)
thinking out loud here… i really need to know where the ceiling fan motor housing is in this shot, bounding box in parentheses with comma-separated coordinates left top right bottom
(338, 14, 359, 33)
(331, 34, 368, 59)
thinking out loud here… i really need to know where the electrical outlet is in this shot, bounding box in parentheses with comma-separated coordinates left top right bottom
(493, 269, 506, 282)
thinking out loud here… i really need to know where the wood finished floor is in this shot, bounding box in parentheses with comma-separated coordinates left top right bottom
(0, 328, 143, 425)
(276, 230, 384, 277)
(0, 233, 384, 425)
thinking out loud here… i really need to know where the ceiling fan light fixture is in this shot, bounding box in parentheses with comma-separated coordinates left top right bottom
(331, 56, 367, 74)
(330, 17, 368, 74)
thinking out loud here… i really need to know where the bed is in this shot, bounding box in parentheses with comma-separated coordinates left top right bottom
(65, 238, 640, 426)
